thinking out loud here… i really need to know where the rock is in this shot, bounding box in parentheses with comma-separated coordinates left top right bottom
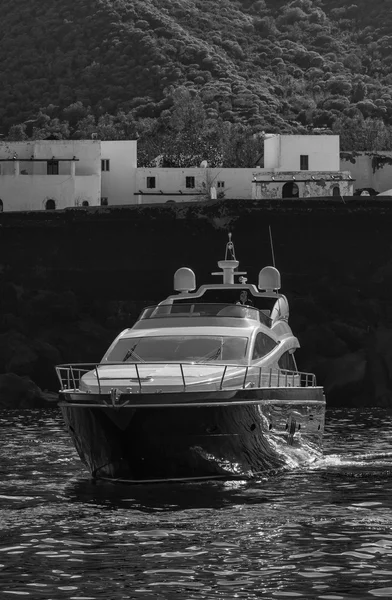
(299, 323, 349, 361)
(0, 313, 24, 333)
(21, 289, 79, 324)
(41, 390, 60, 403)
(0, 282, 19, 313)
(0, 330, 38, 377)
(31, 339, 62, 391)
(366, 327, 392, 408)
(0, 330, 62, 391)
(318, 350, 367, 405)
(0, 373, 57, 408)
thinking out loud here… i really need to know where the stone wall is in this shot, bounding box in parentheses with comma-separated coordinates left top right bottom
(252, 172, 353, 199)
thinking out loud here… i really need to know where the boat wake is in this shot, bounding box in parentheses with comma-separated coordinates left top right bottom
(310, 450, 392, 473)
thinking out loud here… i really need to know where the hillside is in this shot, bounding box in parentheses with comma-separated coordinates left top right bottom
(2, 0, 392, 163)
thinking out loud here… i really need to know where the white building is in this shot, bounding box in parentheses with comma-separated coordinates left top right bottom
(340, 151, 392, 195)
(0, 140, 137, 211)
(252, 134, 353, 200)
(135, 167, 260, 204)
(264, 133, 340, 171)
(137, 134, 353, 203)
(0, 135, 354, 211)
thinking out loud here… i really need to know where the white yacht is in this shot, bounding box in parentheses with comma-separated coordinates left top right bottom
(56, 235, 326, 482)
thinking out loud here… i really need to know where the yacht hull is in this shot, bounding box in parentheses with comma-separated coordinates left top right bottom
(60, 388, 325, 482)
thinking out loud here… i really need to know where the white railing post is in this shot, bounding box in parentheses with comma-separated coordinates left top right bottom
(220, 366, 227, 390)
(179, 363, 186, 391)
(70, 366, 77, 391)
(243, 367, 249, 389)
(95, 365, 101, 395)
(135, 364, 142, 393)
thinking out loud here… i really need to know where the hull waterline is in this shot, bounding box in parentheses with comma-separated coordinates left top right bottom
(60, 388, 325, 482)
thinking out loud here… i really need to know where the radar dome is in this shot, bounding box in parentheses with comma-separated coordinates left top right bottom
(174, 267, 196, 292)
(258, 266, 281, 292)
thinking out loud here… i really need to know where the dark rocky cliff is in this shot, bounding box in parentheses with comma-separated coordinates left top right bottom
(1, 197, 392, 408)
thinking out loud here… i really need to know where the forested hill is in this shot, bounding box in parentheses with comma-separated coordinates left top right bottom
(2, 0, 392, 165)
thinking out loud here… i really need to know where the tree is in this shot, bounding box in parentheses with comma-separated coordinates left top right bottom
(326, 78, 352, 96)
(351, 81, 367, 103)
(220, 123, 265, 168)
(6, 124, 28, 141)
(30, 111, 70, 139)
(333, 116, 392, 151)
(135, 119, 167, 167)
(63, 101, 89, 128)
(73, 113, 131, 140)
(158, 88, 221, 167)
(170, 88, 206, 135)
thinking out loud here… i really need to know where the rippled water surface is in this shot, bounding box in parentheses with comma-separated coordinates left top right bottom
(1, 408, 392, 599)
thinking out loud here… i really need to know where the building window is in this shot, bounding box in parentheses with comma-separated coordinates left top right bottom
(47, 160, 59, 175)
(146, 176, 156, 189)
(217, 181, 225, 188)
(332, 185, 340, 197)
(100, 197, 108, 206)
(101, 159, 110, 171)
(282, 182, 299, 198)
(45, 199, 56, 210)
(300, 155, 309, 170)
(186, 176, 195, 189)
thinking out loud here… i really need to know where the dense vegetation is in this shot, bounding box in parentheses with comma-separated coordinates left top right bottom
(2, 0, 392, 165)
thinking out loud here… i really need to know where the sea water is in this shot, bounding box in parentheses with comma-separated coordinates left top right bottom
(1, 407, 392, 599)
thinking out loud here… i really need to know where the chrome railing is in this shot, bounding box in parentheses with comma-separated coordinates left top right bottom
(55, 362, 317, 394)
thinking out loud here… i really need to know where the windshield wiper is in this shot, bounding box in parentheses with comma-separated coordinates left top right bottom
(197, 346, 222, 363)
(122, 344, 145, 363)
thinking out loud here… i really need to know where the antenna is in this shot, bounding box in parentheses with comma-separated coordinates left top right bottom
(269, 225, 276, 268)
(225, 232, 236, 261)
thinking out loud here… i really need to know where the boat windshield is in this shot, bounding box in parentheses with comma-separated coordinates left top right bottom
(138, 303, 271, 326)
(103, 335, 249, 364)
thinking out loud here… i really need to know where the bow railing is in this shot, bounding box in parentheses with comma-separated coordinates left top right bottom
(55, 362, 317, 395)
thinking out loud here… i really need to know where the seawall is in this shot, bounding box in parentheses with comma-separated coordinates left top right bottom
(1, 197, 392, 407)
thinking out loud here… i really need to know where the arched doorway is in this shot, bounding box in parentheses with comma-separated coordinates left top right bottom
(45, 199, 56, 210)
(82, 201, 89, 207)
(282, 182, 299, 198)
(332, 186, 340, 197)
(0, 199, 3, 212)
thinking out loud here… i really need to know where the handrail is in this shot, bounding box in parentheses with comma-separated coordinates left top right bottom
(55, 362, 317, 395)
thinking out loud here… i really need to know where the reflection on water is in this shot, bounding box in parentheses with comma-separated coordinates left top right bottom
(1, 408, 392, 598)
